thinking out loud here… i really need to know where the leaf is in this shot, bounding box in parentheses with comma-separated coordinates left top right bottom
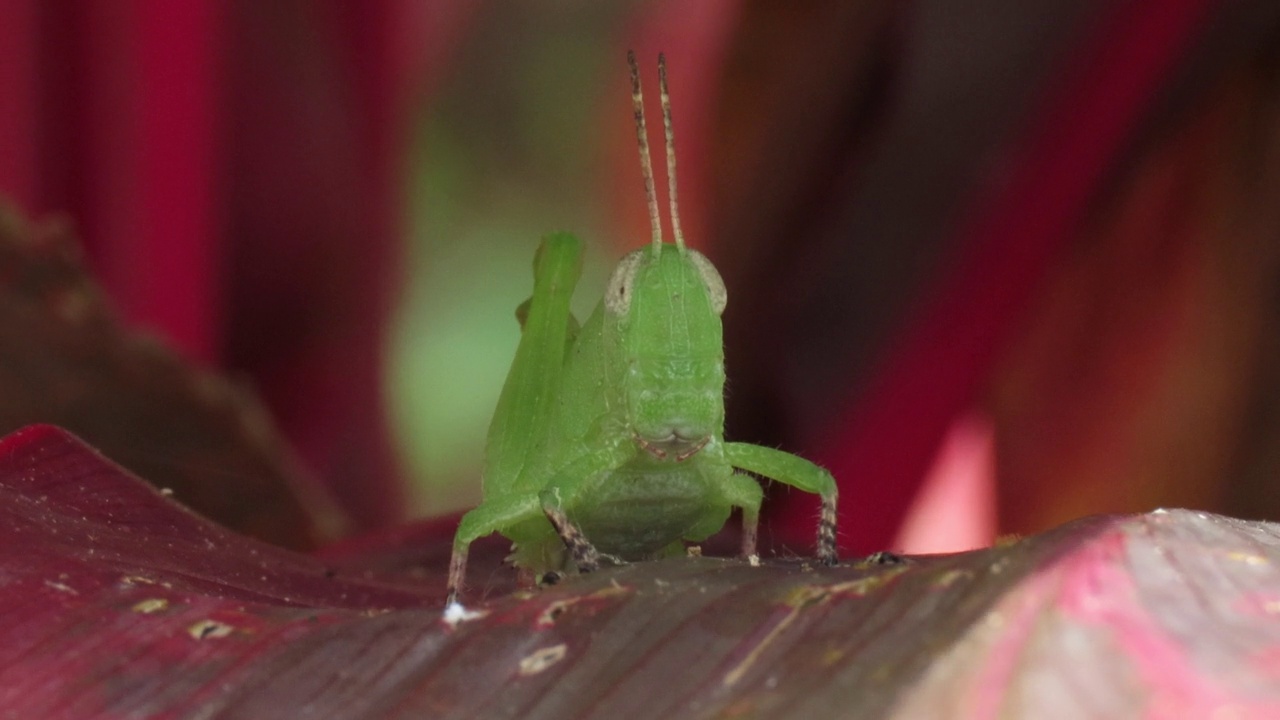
(0, 204, 342, 549)
(4, 424, 1280, 718)
(713, 0, 1280, 553)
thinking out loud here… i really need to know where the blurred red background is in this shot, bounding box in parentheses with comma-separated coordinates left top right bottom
(2, 0, 1279, 557)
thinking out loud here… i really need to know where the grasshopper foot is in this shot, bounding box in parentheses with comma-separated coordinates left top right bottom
(573, 543, 601, 573)
(865, 551, 909, 566)
(599, 552, 627, 567)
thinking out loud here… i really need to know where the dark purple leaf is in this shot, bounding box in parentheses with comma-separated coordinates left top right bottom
(3, 424, 1280, 717)
(0, 205, 341, 549)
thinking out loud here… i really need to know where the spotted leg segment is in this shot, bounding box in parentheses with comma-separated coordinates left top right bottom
(540, 492, 602, 573)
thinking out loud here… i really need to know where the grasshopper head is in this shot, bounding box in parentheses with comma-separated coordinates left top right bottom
(606, 244, 727, 461)
(610, 53, 728, 460)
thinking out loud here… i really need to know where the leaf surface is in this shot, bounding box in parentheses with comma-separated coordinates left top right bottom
(4, 425, 1280, 718)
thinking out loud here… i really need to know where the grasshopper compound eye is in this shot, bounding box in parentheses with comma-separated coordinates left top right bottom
(686, 249, 727, 315)
(605, 249, 645, 316)
(605, 246, 724, 317)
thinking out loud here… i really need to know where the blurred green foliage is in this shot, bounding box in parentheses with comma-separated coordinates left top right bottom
(388, 6, 631, 516)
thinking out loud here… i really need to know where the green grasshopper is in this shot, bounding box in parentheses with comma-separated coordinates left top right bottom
(446, 52, 838, 606)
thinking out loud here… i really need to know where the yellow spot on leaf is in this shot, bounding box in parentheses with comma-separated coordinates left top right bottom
(132, 598, 169, 614)
(518, 644, 567, 676)
(932, 568, 973, 588)
(1226, 552, 1267, 566)
(535, 584, 631, 628)
(188, 619, 234, 640)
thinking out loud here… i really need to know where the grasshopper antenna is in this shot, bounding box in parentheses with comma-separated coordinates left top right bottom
(628, 50, 663, 251)
(658, 53, 685, 250)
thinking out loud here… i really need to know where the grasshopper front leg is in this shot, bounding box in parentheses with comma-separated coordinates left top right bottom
(723, 442, 839, 564)
(540, 492, 601, 573)
(707, 471, 764, 558)
(532, 443, 637, 573)
(539, 487, 621, 574)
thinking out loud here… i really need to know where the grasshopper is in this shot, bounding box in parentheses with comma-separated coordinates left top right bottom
(446, 52, 838, 606)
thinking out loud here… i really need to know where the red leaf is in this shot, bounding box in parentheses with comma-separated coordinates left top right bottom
(5, 424, 1280, 718)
